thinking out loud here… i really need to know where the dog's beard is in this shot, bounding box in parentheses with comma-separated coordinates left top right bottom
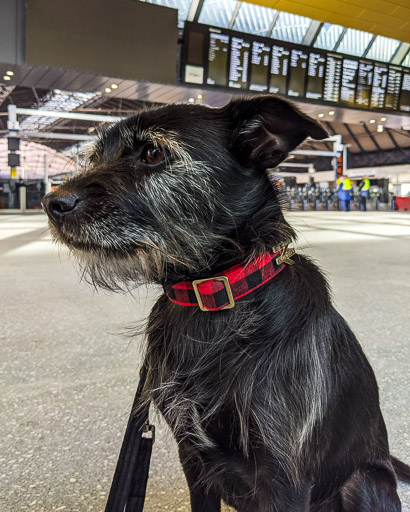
(51, 160, 237, 290)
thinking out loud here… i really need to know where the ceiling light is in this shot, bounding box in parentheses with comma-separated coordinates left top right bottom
(105, 87, 112, 93)
(380, 117, 386, 122)
(377, 125, 384, 132)
(6, 70, 14, 76)
(3, 76, 11, 81)
(188, 97, 195, 103)
(369, 119, 376, 124)
(111, 83, 118, 89)
(317, 113, 324, 118)
(328, 111, 335, 116)
(197, 94, 203, 99)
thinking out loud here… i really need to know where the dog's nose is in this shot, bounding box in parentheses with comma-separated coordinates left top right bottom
(42, 193, 81, 222)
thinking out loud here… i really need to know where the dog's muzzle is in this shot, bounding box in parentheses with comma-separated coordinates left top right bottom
(42, 183, 105, 225)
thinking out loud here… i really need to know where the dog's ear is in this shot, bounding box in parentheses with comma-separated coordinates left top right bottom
(223, 95, 328, 169)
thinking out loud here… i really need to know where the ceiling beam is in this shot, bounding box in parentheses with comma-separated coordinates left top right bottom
(362, 35, 377, 59)
(343, 122, 366, 153)
(228, 2, 241, 30)
(324, 122, 336, 136)
(302, 20, 321, 46)
(291, 149, 337, 157)
(391, 43, 409, 65)
(362, 123, 381, 152)
(19, 131, 94, 141)
(13, 108, 123, 123)
(333, 28, 347, 52)
(267, 11, 280, 37)
(192, 0, 205, 23)
(385, 128, 402, 152)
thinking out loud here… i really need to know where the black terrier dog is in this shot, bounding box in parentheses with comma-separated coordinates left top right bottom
(42, 95, 409, 511)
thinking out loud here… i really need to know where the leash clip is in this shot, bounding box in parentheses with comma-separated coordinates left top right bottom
(142, 423, 156, 444)
(273, 242, 296, 266)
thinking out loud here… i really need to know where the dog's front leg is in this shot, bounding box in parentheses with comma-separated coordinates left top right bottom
(178, 441, 221, 512)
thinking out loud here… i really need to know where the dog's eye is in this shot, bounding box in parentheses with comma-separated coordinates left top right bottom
(142, 145, 165, 165)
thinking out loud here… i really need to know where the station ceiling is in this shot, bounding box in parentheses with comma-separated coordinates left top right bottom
(247, 0, 410, 43)
(1, 0, 409, 175)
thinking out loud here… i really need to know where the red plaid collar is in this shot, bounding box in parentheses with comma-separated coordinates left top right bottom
(167, 244, 295, 312)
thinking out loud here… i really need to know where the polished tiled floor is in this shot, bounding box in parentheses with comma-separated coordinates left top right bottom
(1, 212, 409, 511)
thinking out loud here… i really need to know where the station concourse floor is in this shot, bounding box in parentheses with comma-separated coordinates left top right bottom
(1, 211, 409, 512)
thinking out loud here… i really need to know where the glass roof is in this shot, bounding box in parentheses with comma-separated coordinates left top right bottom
(145, 0, 191, 23)
(198, 0, 238, 29)
(336, 28, 373, 57)
(366, 35, 400, 63)
(19, 90, 98, 132)
(313, 23, 344, 51)
(270, 12, 312, 44)
(136, 0, 408, 65)
(233, 2, 276, 37)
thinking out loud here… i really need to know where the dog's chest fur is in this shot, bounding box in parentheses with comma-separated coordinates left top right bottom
(143, 263, 338, 481)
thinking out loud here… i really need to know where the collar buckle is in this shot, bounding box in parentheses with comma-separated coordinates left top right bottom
(192, 276, 235, 312)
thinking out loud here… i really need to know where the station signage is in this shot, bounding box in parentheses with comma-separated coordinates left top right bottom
(181, 22, 410, 113)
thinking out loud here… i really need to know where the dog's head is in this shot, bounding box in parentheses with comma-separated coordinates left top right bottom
(42, 95, 327, 289)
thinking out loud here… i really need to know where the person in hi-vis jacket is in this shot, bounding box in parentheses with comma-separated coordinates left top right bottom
(337, 175, 353, 211)
(358, 176, 371, 211)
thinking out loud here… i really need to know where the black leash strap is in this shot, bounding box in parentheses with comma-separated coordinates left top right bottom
(105, 367, 154, 512)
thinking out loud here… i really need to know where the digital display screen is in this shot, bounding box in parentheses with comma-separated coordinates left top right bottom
(188, 31, 205, 66)
(385, 67, 402, 110)
(207, 32, 229, 86)
(399, 72, 410, 112)
(340, 59, 359, 106)
(269, 44, 289, 95)
(323, 55, 342, 103)
(288, 49, 308, 97)
(306, 52, 326, 100)
(355, 62, 373, 108)
(183, 22, 408, 112)
(370, 64, 388, 109)
(249, 41, 270, 92)
(228, 36, 251, 89)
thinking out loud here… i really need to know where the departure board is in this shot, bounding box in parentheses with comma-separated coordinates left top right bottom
(207, 32, 229, 86)
(355, 62, 373, 108)
(399, 72, 410, 112)
(249, 41, 270, 92)
(340, 59, 359, 106)
(182, 22, 410, 113)
(288, 49, 308, 97)
(306, 52, 326, 100)
(385, 67, 402, 110)
(323, 55, 342, 103)
(269, 44, 289, 95)
(370, 64, 388, 109)
(229, 36, 251, 89)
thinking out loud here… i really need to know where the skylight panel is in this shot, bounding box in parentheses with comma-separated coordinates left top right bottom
(366, 35, 400, 62)
(233, 3, 276, 36)
(313, 23, 344, 51)
(19, 90, 98, 132)
(336, 28, 373, 57)
(270, 12, 312, 44)
(198, 0, 238, 29)
(403, 51, 410, 68)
